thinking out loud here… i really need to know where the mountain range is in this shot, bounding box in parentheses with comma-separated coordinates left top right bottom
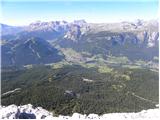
(1, 19, 159, 115)
(1, 19, 159, 66)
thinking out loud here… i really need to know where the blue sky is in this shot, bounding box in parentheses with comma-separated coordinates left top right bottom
(0, 0, 158, 26)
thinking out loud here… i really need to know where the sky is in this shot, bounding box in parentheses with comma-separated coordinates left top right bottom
(0, 0, 159, 26)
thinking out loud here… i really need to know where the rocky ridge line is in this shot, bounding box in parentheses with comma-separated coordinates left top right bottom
(0, 104, 159, 119)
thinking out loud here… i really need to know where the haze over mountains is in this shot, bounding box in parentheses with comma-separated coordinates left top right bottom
(1, 19, 159, 66)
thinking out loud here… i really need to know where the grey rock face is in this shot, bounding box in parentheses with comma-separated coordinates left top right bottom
(148, 32, 159, 47)
(0, 104, 160, 120)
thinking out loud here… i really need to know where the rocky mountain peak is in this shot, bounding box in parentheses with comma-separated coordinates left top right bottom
(73, 19, 87, 26)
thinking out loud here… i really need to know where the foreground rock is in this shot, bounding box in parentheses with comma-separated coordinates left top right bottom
(0, 104, 159, 119)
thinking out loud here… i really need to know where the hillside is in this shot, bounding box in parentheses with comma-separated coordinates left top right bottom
(1, 37, 64, 66)
(1, 65, 158, 115)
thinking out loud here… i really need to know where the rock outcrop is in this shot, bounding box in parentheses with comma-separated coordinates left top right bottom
(0, 104, 159, 120)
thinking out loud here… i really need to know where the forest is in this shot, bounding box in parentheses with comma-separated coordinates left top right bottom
(1, 65, 158, 115)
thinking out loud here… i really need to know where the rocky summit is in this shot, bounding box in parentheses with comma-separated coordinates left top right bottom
(0, 104, 159, 120)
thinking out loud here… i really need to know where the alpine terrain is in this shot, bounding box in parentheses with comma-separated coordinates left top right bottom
(1, 19, 159, 117)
